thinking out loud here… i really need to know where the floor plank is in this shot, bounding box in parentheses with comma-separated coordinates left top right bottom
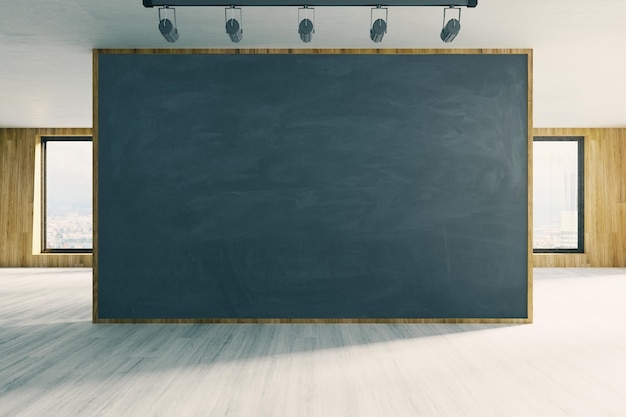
(1, 268, 625, 416)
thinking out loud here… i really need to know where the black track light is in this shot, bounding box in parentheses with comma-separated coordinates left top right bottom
(225, 19, 242, 42)
(144, 2, 476, 44)
(299, 19, 314, 42)
(225, 6, 243, 43)
(298, 6, 315, 43)
(440, 6, 461, 43)
(370, 6, 388, 43)
(158, 7, 179, 43)
(370, 19, 387, 43)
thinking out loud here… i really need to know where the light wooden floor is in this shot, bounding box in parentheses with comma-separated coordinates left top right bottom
(0, 268, 625, 417)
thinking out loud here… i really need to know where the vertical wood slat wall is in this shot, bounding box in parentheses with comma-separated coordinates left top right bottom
(533, 128, 626, 267)
(0, 128, 93, 267)
(1, 126, 625, 268)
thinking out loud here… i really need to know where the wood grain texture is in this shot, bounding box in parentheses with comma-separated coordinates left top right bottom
(1, 267, 625, 417)
(93, 48, 532, 324)
(94, 48, 533, 55)
(93, 50, 100, 322)
(532, 128, 626, 267)
(0, 128, 93, 267)
(526, 51, 534, 322)
(95, 318, 531, 324)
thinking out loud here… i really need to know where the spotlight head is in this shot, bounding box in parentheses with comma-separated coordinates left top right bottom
(158, 7, 178, 43)
(440, 18, 460, 43)
(298, 6, 315, 43)
(298, 18, 314, 43)
(225, 18, 243, 43)
(370, 6, 388, 43)
(370, 18, 387, 43)
(159, 18, 179, 43)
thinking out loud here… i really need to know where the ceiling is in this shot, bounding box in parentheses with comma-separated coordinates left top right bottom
(1, 0, 625, 128)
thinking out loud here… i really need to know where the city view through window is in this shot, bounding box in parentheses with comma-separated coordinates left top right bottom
(44, 139, 92, 251)
(533, 139, 582, 251)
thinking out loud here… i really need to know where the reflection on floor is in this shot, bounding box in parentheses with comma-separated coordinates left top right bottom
(0, 268, 625, 416)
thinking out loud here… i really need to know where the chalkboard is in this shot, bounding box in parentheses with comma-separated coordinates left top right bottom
(96, 50, 529, 320)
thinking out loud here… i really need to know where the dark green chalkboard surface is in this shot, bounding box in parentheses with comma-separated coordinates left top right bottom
(95, 50, 530, 321)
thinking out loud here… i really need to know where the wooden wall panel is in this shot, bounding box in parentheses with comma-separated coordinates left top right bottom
(2, 127, 624, 271)
(533, 128, 626, 267)
(0, 128, 93, 267)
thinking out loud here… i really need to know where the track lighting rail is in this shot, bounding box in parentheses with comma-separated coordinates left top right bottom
(144, 0, 476, 7)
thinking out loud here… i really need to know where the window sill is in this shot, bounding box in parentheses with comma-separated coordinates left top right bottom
(33, 252, 93, 256)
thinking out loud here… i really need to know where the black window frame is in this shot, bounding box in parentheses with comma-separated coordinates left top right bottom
(41, 136, 93, 254)
(533, 136, 584, 254)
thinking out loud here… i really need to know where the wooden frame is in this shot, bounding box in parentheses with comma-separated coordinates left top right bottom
(93, 48, 533, 324)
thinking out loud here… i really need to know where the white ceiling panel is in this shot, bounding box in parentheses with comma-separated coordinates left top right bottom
(0, 0, 625, 127)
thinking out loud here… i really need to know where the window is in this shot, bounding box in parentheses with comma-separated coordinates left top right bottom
(533, 136, 584, 253)
(42, 137, 93, 252)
